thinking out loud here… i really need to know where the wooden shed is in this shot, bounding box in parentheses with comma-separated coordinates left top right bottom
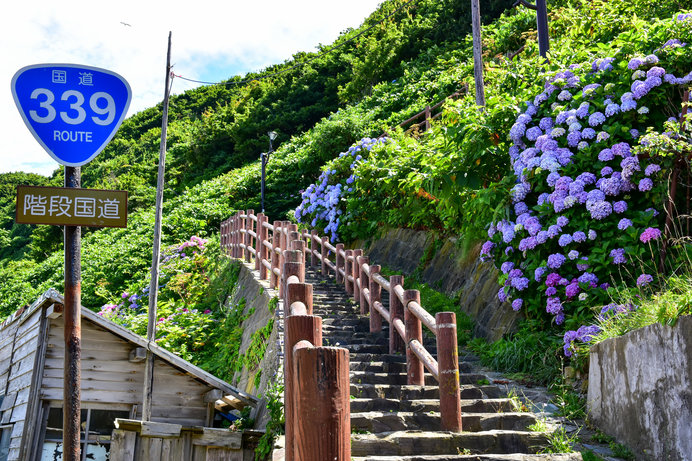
(0, 289, 257, 461)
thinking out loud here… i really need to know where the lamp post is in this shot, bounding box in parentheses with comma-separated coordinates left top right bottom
(261, 131, 277, 213)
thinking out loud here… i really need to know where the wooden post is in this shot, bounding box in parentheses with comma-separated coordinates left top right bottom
(142, 33, 172, 427)
(358, 256, 370, 315)
(245, 210, 254, 262)
(293, 345, 350, 461)
(424, 105, 431, 131)
(369, 265, 382, 333)
(436, 312, 462, 432)
(285, 315, 322, 461)
(320, 236, 329, 276)
(335, 244, 344, 284)
(344, 250, 354, 295)
(255, 213, 264, 271)
(270, 220, 282, 289)
(258, 215, 268, 279)
(234, 213, 241, 259)
(287, 283, 313, 315)
(389, 275, 405, 354)
(310, 230, 318, 267)
(404, 289, 424, 385)
(279, 221, 290, 282)
(471, 0, 486, 107)
(352, 249, 363, 303)
(282, 251, 304, 300)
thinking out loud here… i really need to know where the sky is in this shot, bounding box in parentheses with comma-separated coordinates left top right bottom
(1, 0, 384, 176)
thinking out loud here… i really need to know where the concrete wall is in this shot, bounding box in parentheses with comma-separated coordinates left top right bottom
(587, 316, 692, 461)
(363, 228, 521, 342)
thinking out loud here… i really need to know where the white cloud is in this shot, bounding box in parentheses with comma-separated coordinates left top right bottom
(0, 0, 382, 176)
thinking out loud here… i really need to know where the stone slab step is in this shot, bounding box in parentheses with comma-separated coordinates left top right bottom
(349, 371, 488, 386)
(351, 412, 538, 433)
(350, 383, 507, 401)
(351, 454, 582, 461)
(351, 430, 550, 456)
(350, 397, 521, 414)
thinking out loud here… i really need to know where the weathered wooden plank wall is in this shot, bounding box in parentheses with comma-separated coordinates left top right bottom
(0, 308, 43, 461)
(41, 316, 213, 426)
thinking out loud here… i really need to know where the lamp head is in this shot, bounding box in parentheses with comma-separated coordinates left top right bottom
(268, 131, 278, 141)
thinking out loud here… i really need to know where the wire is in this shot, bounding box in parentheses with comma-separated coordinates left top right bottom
(173, 0, 421, 87)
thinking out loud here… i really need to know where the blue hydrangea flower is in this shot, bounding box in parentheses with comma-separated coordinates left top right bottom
(547, 253, 566, 269)
(588, 112, 606, 126)
(558, 234, 573, 247)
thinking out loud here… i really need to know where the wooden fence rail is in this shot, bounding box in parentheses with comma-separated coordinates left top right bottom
(221, 211, 350, 461)
(220, 209, 462, 459)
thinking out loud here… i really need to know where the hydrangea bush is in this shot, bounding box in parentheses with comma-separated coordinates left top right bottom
(481, 15, 692, 352)
(98, 235, 217, 360)
(294, 137, 389, 242)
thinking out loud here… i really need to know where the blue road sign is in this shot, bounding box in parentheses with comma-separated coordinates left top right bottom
(11, 63, 132, 167)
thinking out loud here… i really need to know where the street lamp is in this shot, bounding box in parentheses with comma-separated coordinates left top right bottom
(261, 131, 278, 213)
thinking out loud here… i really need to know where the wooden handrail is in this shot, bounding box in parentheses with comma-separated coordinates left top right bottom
(220, 209, 461, 433)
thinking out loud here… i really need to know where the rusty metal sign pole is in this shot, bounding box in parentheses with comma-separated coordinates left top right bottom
(63, 165, 82, 461)
(142, 31, 173, 422)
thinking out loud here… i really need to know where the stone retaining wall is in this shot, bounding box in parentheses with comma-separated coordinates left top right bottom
(587, 316, 692, 461)
(363, 228, 520, 342)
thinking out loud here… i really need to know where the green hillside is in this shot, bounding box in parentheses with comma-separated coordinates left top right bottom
(1, 0, 691, 380)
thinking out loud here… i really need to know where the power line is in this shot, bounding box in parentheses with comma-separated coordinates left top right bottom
(173, 0, 420, 87)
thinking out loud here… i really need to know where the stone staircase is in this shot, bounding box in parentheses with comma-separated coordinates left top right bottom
(305, 268, 581, 461)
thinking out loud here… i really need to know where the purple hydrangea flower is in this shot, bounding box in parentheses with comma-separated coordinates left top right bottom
(639, 178, 654, 192)
(609, 248, 627, 264)
(545, 273, 562, 287)
(511, 277, 530, 291)
(526, 126, 543, 141)
(511, 298, 523, 311)
(640, 227, 662, 243)
(498, 287, 508, 302)
(618, 218, 633, 230)
(582, 127, 596, 139)
(588, 200, 612, 220)
(588, 229, 597, 240)
(598, 148, 614, 161)
(545, 286, 557, 296)
(601, 166, 613, 177)
(637, 273, 653, 287)
(546, 297, 563, 315)
(501, 261, 515, 273)
(568, 250, 580, 260)
(547, 253, 567, 269)
(645, 164, 660, 176)
(572, 231, 586, 242)
(613, 201, 628, 213)
(566, 282, 580, 298)
(480, 241, 495, 260)
(578, 272, 599, 285)
(534, 266, 547, 282)
(558, 234, 573, 247)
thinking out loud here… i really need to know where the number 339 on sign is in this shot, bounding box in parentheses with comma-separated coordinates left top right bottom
(11, 64, 132, 167)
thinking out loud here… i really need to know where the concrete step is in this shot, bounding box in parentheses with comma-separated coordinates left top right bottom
(351, 430, 551, 456)
(351, 454, 582, 461)
(350, 396, 521, 414)
(350, 411, 539, 433)
(349, 371, 489, 386)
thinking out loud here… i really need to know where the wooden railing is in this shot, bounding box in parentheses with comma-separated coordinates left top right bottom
(220, 210, 462, 459)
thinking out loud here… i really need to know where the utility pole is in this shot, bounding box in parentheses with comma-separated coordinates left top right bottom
(143, 31, 172, 422)
(515, 0, 550, 59)
(471, 0, 486, 107)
